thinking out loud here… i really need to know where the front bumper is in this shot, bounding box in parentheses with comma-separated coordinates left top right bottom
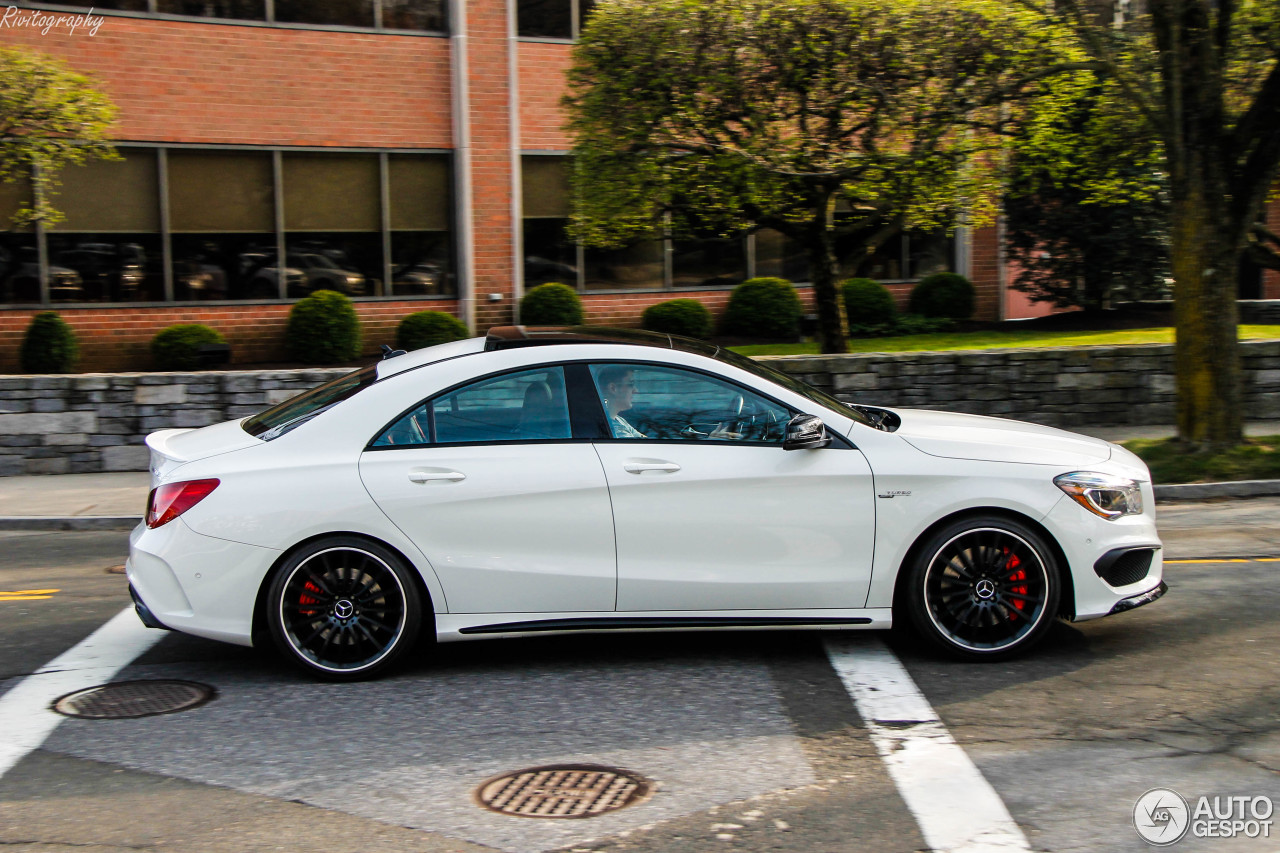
(1042, 489, 1166, 622)
(1108, 580, 1168, 615)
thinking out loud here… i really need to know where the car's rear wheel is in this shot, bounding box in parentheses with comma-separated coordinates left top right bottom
(905, 516, 1060, 660)
(267, 537, 421, 680)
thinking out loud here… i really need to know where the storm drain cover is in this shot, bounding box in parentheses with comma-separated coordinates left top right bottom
(475, 764, 651, 819)
(53, 680, 216, 719)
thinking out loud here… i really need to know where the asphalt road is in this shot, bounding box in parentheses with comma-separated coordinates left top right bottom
(0, 511, 1277, 853)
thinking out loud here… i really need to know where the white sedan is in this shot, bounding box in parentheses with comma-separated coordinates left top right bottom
(128, 327, 1166, 680)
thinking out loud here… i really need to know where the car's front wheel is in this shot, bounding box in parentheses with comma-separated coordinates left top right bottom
(266, 537, 421, 680)
(905, 516, 1061, 661)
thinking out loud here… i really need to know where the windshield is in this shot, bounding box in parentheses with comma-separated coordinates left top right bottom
(712, 348, 874, 426)
(242, 364, 378, 440)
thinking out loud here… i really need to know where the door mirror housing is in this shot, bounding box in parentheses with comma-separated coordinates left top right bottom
(783, 413, 830, 450)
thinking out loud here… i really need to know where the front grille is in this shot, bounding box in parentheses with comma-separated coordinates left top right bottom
(1095, 549, 1154, 587)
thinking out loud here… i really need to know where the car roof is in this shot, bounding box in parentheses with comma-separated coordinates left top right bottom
(484, 326, 724, 359)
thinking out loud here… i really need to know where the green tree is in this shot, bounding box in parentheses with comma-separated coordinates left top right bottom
(565, 0, 1078, 354)
(0, 48, 117, 226)
(1017, 0, 1280, 447)
(1004, 83, 1170, 312)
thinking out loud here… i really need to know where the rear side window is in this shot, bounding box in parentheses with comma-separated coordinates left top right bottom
(243, 364, 378, 441)
(371, 366, 571, 447)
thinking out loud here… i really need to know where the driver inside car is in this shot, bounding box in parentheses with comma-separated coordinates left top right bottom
(597, 365, 742, 440)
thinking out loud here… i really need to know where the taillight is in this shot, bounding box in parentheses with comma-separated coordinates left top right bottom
(145, 479, 220, 529)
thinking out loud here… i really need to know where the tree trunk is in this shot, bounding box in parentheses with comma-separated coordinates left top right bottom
(809, 196, 848, 354)
(1170, 176, 1243, 448)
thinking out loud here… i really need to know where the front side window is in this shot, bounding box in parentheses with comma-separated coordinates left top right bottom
(372, 366, 571, 447)
(589, 363, 789, 443)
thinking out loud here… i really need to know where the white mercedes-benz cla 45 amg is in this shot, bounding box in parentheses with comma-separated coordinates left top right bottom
(128, 327, 1165, 680)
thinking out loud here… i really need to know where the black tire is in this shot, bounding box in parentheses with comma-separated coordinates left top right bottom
(267, 537, 422, 681)
(905, 515, 1061, 661)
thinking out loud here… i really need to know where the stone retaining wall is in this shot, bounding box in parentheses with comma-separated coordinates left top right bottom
(1, 341, 1278, 475)
(0, 369, 350, 475)
(766, 341, 1280, 428)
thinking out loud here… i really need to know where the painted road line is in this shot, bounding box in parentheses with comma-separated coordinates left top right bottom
(0, 589, 60, 601)
(0, 595, 54, 601)
(0, 606, 163, 781)
(825, 637, 1030, 853)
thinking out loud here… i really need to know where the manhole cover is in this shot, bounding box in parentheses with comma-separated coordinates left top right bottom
(53, 680, 216, 719)
(475, 764, 651, 819)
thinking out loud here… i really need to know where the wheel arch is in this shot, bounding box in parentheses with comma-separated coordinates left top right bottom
(891, 506, 1075, 623)
(251, 530, 437, 649)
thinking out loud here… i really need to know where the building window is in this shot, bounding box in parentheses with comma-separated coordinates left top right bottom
(671, 236, 747, 289)
(521, 156, 577, 288)
(0, 146, 453, 306)
(388, 154, 453, 296)
(17, 0, 446, 32)
(47, 149, 164, 303)
(517, 0, 593, 39)
(169, 150, 276, 300)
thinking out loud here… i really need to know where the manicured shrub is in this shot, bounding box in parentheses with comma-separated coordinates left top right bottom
(908, 272, 976, 320)
(521, 282, 584, 325)
(396, 310, 470, 351)
(720, 277, 802, 339)
(842, 278, 897, 330)
(150, 324, 227, 371)
(641, 298, 713, 339)
(285, 289, 362, 364)
(20, 312, 78, 373)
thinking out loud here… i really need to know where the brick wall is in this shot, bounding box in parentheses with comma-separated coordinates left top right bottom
(1266, 196, 1280, 300)
(968, 224, 1003, 322)
(0, 16, 452, 147)
(518, 42, 574, 149)
(465, 0, 517, 328)
(0, 300, 460, 372)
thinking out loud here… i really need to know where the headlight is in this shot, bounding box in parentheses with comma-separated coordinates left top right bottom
(1054, 472, 1144, 520)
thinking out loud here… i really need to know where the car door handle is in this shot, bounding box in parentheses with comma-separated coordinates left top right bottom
(407, 469, 466, 484)
(623, 461, 681, 474)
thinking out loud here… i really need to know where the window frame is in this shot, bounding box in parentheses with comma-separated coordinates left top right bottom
(16, 0, 449, 35)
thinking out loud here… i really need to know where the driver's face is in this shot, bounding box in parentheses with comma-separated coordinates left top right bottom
(607, 373, 636, 413)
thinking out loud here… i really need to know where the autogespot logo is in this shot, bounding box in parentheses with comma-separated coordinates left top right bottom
(1134, 788, 1191, 846)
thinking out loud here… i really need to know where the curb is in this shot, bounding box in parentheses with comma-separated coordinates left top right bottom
(1154, 479, 1280, 502)
(0, 516, 139, 531)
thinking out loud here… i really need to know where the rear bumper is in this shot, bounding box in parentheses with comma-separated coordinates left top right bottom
(127, 517, 282, 647)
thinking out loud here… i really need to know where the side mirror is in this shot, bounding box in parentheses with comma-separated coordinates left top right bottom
(783, 413, 830, 450)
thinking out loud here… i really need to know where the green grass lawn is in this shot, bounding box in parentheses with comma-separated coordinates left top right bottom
(730, 325, 1280, 357)
(1123, 436, 1280, 484)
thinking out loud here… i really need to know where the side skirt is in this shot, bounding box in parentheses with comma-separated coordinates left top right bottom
(435, 609, 892, 643)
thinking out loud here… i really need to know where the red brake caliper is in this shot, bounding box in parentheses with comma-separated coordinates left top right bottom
(1005, 549, 1027, 619)
(298, 580, 323, 616)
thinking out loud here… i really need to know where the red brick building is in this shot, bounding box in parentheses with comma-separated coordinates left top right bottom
(0, 1, 1274, 371)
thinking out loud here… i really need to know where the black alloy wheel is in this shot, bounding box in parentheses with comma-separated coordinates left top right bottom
(267, 537, 421, 680)
(906, 517, 1061, 660)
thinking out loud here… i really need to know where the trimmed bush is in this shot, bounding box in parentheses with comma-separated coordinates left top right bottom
(396, 311, 470, 351)
(150, 324, 226, 371)
(20, 312, 78, 373)
(285, 289, 362, 364)
(521, 282, 584, 326)
(641, 298, 713, 339)
(721, 277, 802, 339)
(908, 272, 975, 320)
(842, 278, 897, 330)
(893, 313, 956, 335)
